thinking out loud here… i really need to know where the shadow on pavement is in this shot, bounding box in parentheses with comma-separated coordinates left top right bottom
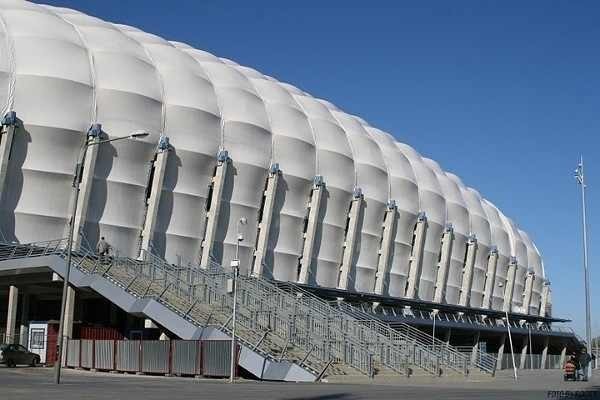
(283, 394, 356, 400)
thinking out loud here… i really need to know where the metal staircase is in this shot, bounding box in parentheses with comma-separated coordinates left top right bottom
(0, 238, 496, 380)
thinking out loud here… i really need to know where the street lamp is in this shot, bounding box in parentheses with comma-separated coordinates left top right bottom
(230, 216, 247, 383)
(575, 156, 593, 380)
(54, 126, 149, 384)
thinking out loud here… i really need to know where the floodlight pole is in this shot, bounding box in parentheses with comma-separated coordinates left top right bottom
(575, 156, 593, 380)
(55, 129, 148, 384)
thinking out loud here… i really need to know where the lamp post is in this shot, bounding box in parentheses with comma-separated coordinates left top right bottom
(575, 157, 593, 380)
(230, 216, 247, 384)
(505, 310, 518, 381)
(54, 127, 149, 384)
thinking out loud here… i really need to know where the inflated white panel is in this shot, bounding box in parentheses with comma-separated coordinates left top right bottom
(331, 112, 388, 293)
(480, 200, 512, 311)
(519, 230, 543, 315)
(396, 144, 445, 301)
(366, 128, 419, 297)
(461, 186, 492, 308)
(423, 158, 469, 306)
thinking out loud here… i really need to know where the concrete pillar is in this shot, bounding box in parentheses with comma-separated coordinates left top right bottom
(496, 333, 506, 371)
(19, 292, 29, 346)
(405, 212, 427, 299)
(374, 201, 398, 295)
(538, 280, 550, 318)
(139, 136, 170, 257)
(559, 346, 567, 367)
(459, 235, 477, 307)
(482, 247, 499, 309)
(63, 286, 76, 339)
(502, 257, 518, 313)
(519, 336, 529, 369)
(0, 111, 17, 203)
(522, 270, 535, 314)
(252, 164, 280, 277)
(72, 125, 102, 250)
(433, 224, 454, 303)
(298, 176, 324, 284)
(470, 330, 481, 368)
(540, 336, 549, 369)
(5, 285, 18, 343)
(200, 150, 229, 268)
(443, 328, 452, 345)
(337, 188, 363, 290)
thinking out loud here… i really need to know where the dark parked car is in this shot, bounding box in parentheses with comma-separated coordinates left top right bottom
(0, 344, 40, 367)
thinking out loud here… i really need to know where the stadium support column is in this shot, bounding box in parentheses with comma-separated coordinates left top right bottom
(338, 188, 364, 291)
(522, 269, 535, 314)
(298, 176, 324, 284)
(433, 224, 454, 303)
(19, 292, 29, 346)
(459, 235, 478, 307)
(72, 124, 102, 250)
(470, 331, 481, 371)
(374, 201, 398, 295)
(405, 212, 427, 299)
(5, 285, 18, 343)
(139, 136, 170, 257)
(540, 336, 549, 369)
(63, 287, 75, 339)
(503, 257, 518, 313)
(200, 150, 229, 268)
(519, 336, 529, 370)
(559, 346, 567, 367)
(252, 164, 280, 277)
(482, 247, 499, 309)
(0, 112, 17, 201)
(496, 333, 506, 371)
(538, 280, 550, 318)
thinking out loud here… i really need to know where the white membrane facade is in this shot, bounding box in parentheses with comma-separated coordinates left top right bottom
(0, 0, 549, 316)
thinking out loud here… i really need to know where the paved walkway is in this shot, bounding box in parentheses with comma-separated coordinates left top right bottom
(0, 366, 598, 400)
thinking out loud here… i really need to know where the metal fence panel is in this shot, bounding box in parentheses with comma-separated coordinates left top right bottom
(142, 341, 170, 374)
(547, 354, 563, 369)
(202, 340, 231, 377)
(116, 341, 140, 372)
(172, 340, 199, 376)
(81, 339, 93, 369)
(66, 340, 80, 367)
(95, 340, 114, 370)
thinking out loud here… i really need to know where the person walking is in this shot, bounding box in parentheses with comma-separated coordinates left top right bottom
(96, 236, 111, 262)
(577, 347, 594, 381)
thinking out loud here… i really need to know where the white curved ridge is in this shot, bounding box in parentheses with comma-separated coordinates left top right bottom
(0, 0, 549, 316)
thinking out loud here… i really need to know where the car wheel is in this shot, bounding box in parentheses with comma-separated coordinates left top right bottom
(30, 356, 40, 367)
(6, 359, 16, 368)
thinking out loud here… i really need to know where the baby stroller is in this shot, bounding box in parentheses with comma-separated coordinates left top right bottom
(563, 358, 578, 381)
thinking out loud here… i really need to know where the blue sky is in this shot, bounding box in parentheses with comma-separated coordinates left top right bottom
(39, 0, 598, 337)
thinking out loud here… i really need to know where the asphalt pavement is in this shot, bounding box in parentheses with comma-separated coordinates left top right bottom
(0, 366, 598, 400)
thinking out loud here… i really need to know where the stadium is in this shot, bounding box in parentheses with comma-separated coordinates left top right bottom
(0, 0, 584, 381)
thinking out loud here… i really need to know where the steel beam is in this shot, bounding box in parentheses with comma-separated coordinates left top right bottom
(405, 212, 427, 299)
(337, 188, 363, 290)
(374, 200, 398, 295)
(298, 176, 324, 284)
(139, 136, 170, 257)
(252, 164, 280, 277)
(522, 270, 535, 315)
(482, 247, 499, 309)
(72, 124, 102, 250)
(0, 113, 16, 202)
(459, 235, 477, 307)
(200, 150, 229, 268)
(503, 257, 518, 313)
(538, 280, 550, 318)
(433, 224, 454, 303)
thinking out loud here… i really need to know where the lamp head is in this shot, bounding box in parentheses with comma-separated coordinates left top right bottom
(130, 131, 150, 139)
